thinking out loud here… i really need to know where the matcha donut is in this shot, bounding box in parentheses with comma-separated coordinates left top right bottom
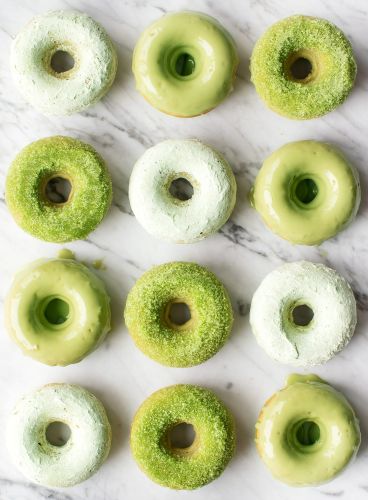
(5, 258, 111, 366)
(132, 11, 238, 117)
(250, 15, 356, 119)
(11, 10, 117, 115)
(251, 140, 360, 245)
(7, 384, 111, 487)
(124, 262, 233, 367)
(256, 374, 360, 486)
(131, 384, 235, 489)
(249, 261, 357, 366)
(6, 136, 112, 242)
(129, 140, 237, 243)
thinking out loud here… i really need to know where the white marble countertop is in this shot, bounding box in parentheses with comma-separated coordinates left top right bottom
(1, 0, 368, 499)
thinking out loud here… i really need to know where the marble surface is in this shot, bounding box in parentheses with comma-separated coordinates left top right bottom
(0, 0, 368, 498)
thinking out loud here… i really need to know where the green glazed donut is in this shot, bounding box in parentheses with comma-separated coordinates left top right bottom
(130, 384, 235, 489)
(5, 258, 111, 366)
(6, 136, 112, 242)
(7, 384, 111, 487)
(250, 15, 357, 119)
(132, 11, 239, 117)
(256, 374, 360, 486)
(251, 140, 360, 245)
(124, 262, 233, 367)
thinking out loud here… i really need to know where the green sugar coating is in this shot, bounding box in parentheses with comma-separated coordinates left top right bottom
(124, 262, 233, 367)
(6, 136, 112, 242)
(130, 384, 236, 489)
(250, 15, 357, 119)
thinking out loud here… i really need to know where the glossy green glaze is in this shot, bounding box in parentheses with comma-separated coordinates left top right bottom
(251, 140, 360, 245)
(5, 258, 111, 366)
(132, 11, 238, 116)
(256, 374, 361, 486)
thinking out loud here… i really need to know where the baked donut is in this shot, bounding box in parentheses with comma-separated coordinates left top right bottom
(256, 374, 360, 486)
(11, 10, 117, 115)
(130, 384, 235, 489)
(249, 261, 357, 366)
(250, 15, 356, 119)
(251, 140, 360, 245)
(124, 262, 233, 367)
(132, 11, 238, 117)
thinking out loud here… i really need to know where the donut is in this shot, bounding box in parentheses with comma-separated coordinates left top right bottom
(129, 140, 237, 243)
(7, 384, 111, 487)
(132, 11, 238, 117)
(5, 257, 111, 366)
(124, 262, 233, 367)
(256, 374, 360, 486)
(11, 10, 117, 115)
(251, 140, 360, 245)
(249, 261, 357, 366)
(6, 136, 112, 242)
(130, 384, 235, 489)
(250, 15, 356, 119)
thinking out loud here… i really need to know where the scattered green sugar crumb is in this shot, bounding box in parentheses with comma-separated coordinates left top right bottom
(57, 248, 75, 260)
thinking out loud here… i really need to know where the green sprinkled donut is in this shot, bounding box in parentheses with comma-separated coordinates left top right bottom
(6, 136, 112, 242)
(124, 262, 233, 367)
(130, 384, 236, 489)
(250, 15, 357, 119)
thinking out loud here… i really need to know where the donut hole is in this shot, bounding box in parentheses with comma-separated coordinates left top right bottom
(44, 298, 70, 325)
(169, 177, 194, 201)
(167, 423, 196, 450)
(50, 50, 75, 74)
(46, 421, 71, 447)
(45, 176, 72, 204)
(290, 57, 313, 80)
(292, 304, 314, 327)
(167, 302, 191, 326)
(294, 178, 318, 204)
(296, 420, 320, 446)
(175, 53, 196, 77)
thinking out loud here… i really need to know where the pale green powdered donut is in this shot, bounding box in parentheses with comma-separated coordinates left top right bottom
(6, 136, 112, 242)
(130, 384, 235, 489)
(7, 384, 111, 487)
(132, 11, 238, 117)
(124, 262, 233, 367)
(5, 258, 111, 366)
(11, 10, 117, 115)
(256, 374, 360, 486)
(250, 15, 356, 119)
(251, 140, 360, 245)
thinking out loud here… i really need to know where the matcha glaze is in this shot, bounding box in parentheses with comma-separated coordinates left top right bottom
(1, 1, 368, 499)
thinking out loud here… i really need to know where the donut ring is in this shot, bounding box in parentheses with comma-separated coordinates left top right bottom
(250, 15, 356, 119)
(249, 261, 357, 366)
(130, 384, 235, 489)
(129, 140, 237, 243)
(11, 10, 117, 115)
(132, 11, 238, 117)
(251, 140, 360, 245)
(256, 374, 360, 486)
(6, 136, 112, 242)
(124, 262, 233, 367)
(5, 258, 111, 366)
(7, 384, 111, 487)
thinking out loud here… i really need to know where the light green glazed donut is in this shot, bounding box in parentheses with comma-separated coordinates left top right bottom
(11, 10, 117, 115)
(5, 258, 111, 366)
(124, 262, 233, 367)
(132, 11, 239, 117)
(6, 136, 112, 242)
(256, 374, 361, 486)
(130, 384, 235, 489)
(251, 140, 360, 245)
(7, 384, 111, 487)
(250, 15, 357, 119)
